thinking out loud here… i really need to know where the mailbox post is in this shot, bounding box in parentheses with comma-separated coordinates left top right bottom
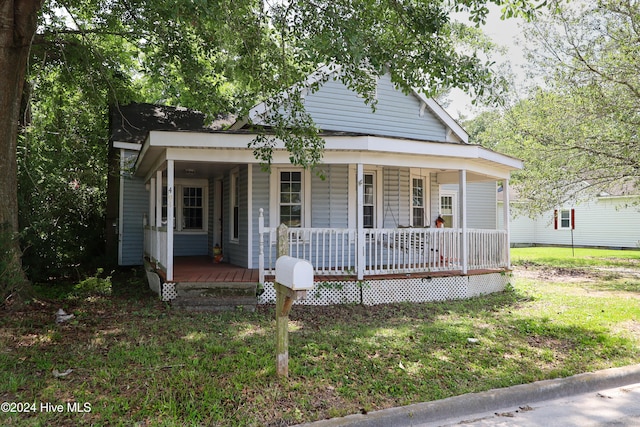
(274, 224, 314, 377)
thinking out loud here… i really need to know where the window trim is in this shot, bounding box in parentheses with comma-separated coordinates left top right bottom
(162, 178, 208, 233)
(269, 167, 311, 228)
(410, 174, 427, 227)
(181, 185, 205, 231)
(439, 190, 457, 228)
(555, 208, 575, 230)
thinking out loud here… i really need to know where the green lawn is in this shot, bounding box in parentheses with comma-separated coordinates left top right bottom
(511, 246, 640, 268)
(1, 248, 639, 426)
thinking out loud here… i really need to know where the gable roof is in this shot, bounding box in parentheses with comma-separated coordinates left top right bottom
(230, 65, 468, 143)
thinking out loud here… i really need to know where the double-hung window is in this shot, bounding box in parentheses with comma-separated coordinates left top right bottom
(555, 208, 574, 230)
(439, 192, 456, 228)
(363, 173, 375, 228)
(161, 180, 207, 232)
(280, 171, 302, 227)
(412, 178, 425, 227)
(182, 187, 203, 230)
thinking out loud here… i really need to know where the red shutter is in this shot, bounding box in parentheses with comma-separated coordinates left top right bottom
(571, 209, 575, 230)
(554, 209, 558, 230)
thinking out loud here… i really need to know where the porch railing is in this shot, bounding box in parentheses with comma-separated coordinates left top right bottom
(144, 226, 168, 271)
(258, 209, 509, 283)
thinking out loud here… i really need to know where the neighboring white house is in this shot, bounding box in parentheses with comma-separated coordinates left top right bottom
(498, 190, 640, 249)
(111, 68, 523, 307)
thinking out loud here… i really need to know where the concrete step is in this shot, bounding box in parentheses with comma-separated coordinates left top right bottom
(171, 282, 257, 311)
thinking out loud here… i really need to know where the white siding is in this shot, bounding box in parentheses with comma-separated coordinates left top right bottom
(382, 168, 411, 227)
(251, 165, 271, 266)
(311, 165, 349, 228)
(466, 182, 498, 229)
(303, 75, 448, 141)
(441, 182, 498, 230)
(430, 173, 440, 227)
(503, 197, 640, 248)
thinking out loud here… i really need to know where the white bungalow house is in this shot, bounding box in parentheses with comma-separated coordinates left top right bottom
(498, 187, 640, 249)
(112, 68, 522, 309)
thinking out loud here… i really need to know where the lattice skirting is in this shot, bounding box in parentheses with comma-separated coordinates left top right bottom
(144, 259, 178, 302)
(258, 281, 361, 305)
(161, 283, 177, 301)
(258, 272, 512, 306)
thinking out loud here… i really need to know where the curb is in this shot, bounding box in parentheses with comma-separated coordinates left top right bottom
(296, 364, 640, 427)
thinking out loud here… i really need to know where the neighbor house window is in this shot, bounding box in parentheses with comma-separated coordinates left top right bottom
(231, 171, 239, 240)
(555, 209, 575, 230)
(280, 171, 302, 227)
(182, 187, 203, 229)
(412, 178, 425, 227)
(363, 173, 375, 228)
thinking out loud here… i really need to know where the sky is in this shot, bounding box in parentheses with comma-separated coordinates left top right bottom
(446, 4, 528, 120)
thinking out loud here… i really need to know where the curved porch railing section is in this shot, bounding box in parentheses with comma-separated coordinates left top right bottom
(258, 210, 509, 283)
(144, 226, 168, 271)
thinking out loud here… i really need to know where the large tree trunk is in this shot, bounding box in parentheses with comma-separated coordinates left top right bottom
(0, 0, 43, 300)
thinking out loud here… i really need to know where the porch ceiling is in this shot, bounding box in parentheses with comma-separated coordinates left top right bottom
(135, 131, 522, 182)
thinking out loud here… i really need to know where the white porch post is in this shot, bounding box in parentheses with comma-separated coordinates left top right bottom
(258, 208, 265, 284)
(356, 163, 365, 280)
(147, 177, 155, 259)
(149, 177, 156, 228)
(166, 160, 175, 281)
(155, 170, 162, 265)
(503, 178, 511, 268)
(459, 169, 468, 274)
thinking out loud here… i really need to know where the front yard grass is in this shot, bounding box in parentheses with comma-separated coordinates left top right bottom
(1, 248, 640, 426)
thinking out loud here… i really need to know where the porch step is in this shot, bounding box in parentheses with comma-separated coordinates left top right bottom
(171, 282, 257, 312)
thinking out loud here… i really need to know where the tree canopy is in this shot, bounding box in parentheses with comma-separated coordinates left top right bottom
(468, 0, 640, 214)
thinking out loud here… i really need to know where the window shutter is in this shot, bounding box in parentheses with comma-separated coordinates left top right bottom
(554, 209, 558, 230)
(571, 209, 575, 230)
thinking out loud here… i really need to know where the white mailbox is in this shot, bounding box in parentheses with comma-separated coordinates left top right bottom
(275, 256, 314, 290)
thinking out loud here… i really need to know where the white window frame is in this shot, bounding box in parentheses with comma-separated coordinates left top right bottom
(410, 173, 428, 227)
(439, 190, 457, 228)
(162, 178, 208, 233)
(269, 167, 311, 228)
(363, 172, 375, 229)
(180, 185, 205, 231)
(361, 169, 383, 229)
(557, 208, 574, 230)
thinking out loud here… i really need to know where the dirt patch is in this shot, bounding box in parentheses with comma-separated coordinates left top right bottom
(513, 266, 598, 283)
(513, 265, 640, 283)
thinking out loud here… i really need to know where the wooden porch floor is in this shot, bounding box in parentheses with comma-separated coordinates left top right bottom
(161, 256, 506, 283)
(164, 256, 260, 283)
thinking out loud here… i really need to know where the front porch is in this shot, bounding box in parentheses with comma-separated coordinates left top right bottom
(145, 221, 510, 285)
(165, 255, 505, 284)
(152, 255, 512, 307)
